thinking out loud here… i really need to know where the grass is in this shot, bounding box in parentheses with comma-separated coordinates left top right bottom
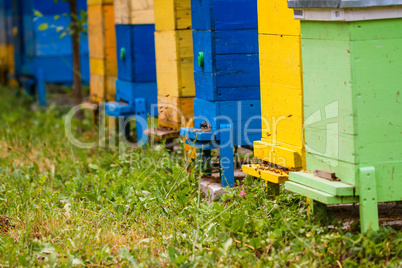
(0, 86, 401, 267)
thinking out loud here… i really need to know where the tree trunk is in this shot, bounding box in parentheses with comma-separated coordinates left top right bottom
(70, 0, 83, 120)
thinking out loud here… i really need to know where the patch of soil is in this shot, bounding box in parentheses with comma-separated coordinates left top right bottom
(328, 202, 402, 231)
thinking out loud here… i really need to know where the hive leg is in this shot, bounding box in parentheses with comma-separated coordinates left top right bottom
(37, 69, 46, 106)
(134, 98, 147, 146)
(310, 200, 328, 223)
(359, 167, 379, 232)
(266, 181, 280, 199)
(220, 124, 235, 187)
(197, 148, 212, 175)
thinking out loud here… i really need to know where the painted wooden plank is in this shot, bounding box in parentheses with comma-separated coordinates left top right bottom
(242, 164, 288, 184)
(90, 57, 117, 77)
(90, 74, 116, 102)
(285, 181, 359, 205)
(115, 24, 156, 82)
(154, 0, 191, 31)
(253, 140, 303, 170)
(115, 79, 158, 116)
(88, 4, 116, 60)
(34, 15, 80, 56)
(288, 171, 355, 196)
(88, 0, 114, 5)
(193, 99, 261, 145)
(158, 95, 194, 130)
(258, 0, 300, 35)
(88, 4, 105, 59)
(154, 30, 194, 97)
(193, 30, 259, 74)
(193, 53, 260, 100)
(114, 0, 154, 25)
(191, 0, 258, 30)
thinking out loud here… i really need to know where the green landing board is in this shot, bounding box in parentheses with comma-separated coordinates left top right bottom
(288, 171, 355, 196)
(285, 181, 359, 205)
(301, 19, 402, 202)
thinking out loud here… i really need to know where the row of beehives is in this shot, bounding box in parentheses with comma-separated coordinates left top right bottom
(91, 0, 402, 233)
(0, 0, 401, 233)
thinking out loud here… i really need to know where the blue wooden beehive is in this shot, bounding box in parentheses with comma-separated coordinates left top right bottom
(181, 0, 261, 187)
(11, 0, 89, 106)
(105, 1, 158, 145)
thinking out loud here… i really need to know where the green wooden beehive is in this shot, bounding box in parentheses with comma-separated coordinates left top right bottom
(286, 0, 402, 232)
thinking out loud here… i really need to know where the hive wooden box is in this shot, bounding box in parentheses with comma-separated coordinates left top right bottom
(114, 0, 154, 24)
(105, 0, 157, 143)
(88, 0, 117, 103)
(242, 0, 304, 184)
(180, 0, 261, 188)
(285, 0, 402, 232)
(153, 0, 194, 131)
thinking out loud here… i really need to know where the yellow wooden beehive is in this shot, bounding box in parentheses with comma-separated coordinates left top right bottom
(88, 0, 117, 103)
(242, 0, 304, 184)
(114, 0, 154, 25)
(153, 0, 194, 131)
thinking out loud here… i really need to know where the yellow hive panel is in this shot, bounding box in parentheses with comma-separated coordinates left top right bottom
(154, 0, 191, 31)
(88, 4, 117, 69)
(158, 95, 194, 130)
(258, 0, 300, 35)
(253, 139, 304, 170)
(0, 44, 8, 67)
(7, 45, 14, 74)
(104, 5, 117, 60)
(242, 164, 288, 184)
(90, 57, 117, 77)
(114, 0, 154, 24)
(155, 30, 194, 98)
(259, 34, 302, 89)
(88, 5, 105, 59)
(90, 74, 116, 103)
(88, 0, 114, 5)
(259, 34, 303, 153)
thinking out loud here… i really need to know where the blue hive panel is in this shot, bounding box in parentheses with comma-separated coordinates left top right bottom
(33, 15, 89, 57)
(193, 98, 261, 145)
(116, 24, 157, 83)
(192, 29, 260, 101)
(114, 79, 158, 117)
(12, 0, 89, 85)
(191, 0, 258, 30)
(24, 0, 70, 15)
(0, 8, 6, 45)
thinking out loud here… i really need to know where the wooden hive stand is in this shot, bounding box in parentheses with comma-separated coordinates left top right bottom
(286, 0, 402, 232)
(105, 0, 158, 145)
(180, 0, 261, 187)
(242, 0, 304, 197)
(144, 0, 195, 146)
(11, 0, 90, 106)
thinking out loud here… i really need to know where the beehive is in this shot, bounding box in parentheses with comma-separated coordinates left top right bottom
(0, 0, 11, 84)
(88, 0, 117, 103)
(11, 0, 89, 106)
(242, 0, 304, 187)
(149, 0, 194, 134)
(180, 0, 261, 187)
(285, 0, 402, 232)
(105, 0, 157, 143)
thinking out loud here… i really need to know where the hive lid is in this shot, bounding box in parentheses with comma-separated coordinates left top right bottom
(288, 0, 402, 9)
